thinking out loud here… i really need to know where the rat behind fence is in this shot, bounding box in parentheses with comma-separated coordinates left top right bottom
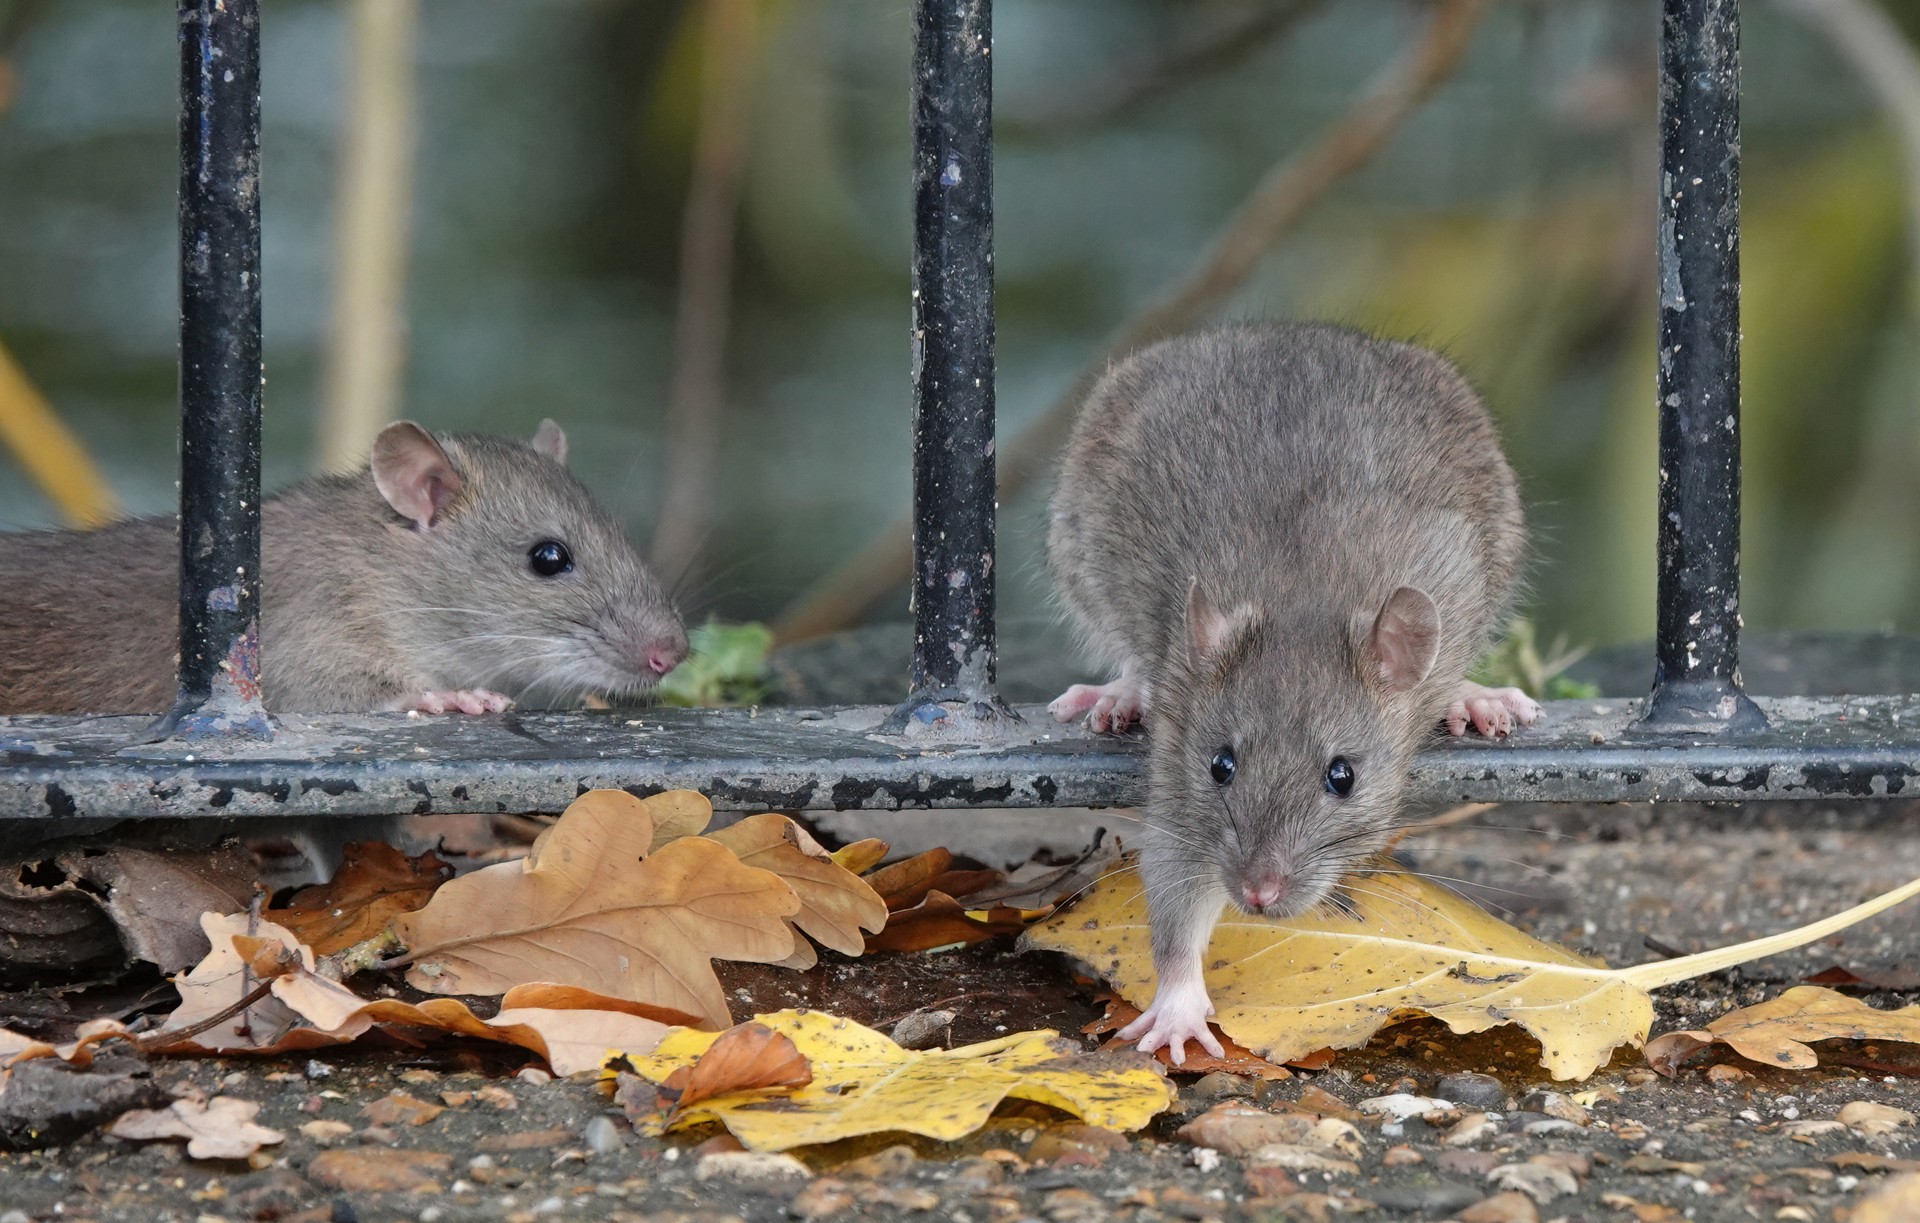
(1047, 321, 1538, 1061)
(0, 419, 688, 883)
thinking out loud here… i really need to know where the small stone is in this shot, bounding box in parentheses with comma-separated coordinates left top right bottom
(1243, 1144, 1360, 1177)
(297, 1120, 353, 1144)
(227, 1168, 316, 1220)
(476, 1085, 518, 1111)
(1521, 1119, 1581, 1137)
(516, 1066, 553, 1085)
(839, 1143, 917, 1179)
(1705, 1064, 1750, 1084)
(0, 1213, 27, 1223)
(399, 1068, 441, 1085)
(1516, 1089, 1589, 1126)
(1158, 1185, 1227, 1220)
(789, 1177, 857, 1220)
(1177, 1103, 1314, 1156)
(475, 1127, 572, 1153)
(1442, 1113, 1500, 1147)
(1529, 1152, 1590, 1179)
(1030, 1124, 1129, 1168)
(694, 1150, 812, 1189)
(1621, 1155, 1707, 1176)
(1369, 1177, 1483, 1214)
(1780, 1119, 1847, 1141)
(1382, 1145, 1423, 1167)
(299, 1094, 326, 1114)
(1435, 1150, 1505, 1177)
(890, 1008, 957, 1050)
(1456, 1190, 1540, 1223)
(1437, 1073, 1511, 1111)
(950, 1156, 1005, 1193)
(1290, 1084, 1362, 1121)
(1243, 1165, 1297, 1199)
(1307, 1118, 1365, 1159)
(1043, 1186, 1105, 1223)
(1487, 1161, 1579, 1204)
(693, 1133, 747, 1159)
(1840, 1101, 1917, 1136)
(868, 1186, 940, 1213)
(1358, 1094, 1453, 1122)
(1188, 1071, 1255, 1102)
(304, 1060, 333, 1080)
(361, 1091, 445, 1127)
(307, 1149, 452, 1194)
(1190, 1146, 1221, 1173)
(1624, 1069, 1659, 1086)
(582, 1116, 624, 1155)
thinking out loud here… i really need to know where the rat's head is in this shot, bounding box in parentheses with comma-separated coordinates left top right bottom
(370, 420, 688, 704)
(1155, 579, 1440, 920)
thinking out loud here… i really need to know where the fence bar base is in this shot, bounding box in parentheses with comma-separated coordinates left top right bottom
(3, 695, 1918, 822)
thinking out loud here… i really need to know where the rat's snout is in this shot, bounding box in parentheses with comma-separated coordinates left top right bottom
(644, 634, 688, 676)
(1239, 873, 1291, 914)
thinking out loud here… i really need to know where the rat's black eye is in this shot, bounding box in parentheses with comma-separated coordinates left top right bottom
(1324, 756, 1355, 797)
(528, 540, 573, 577)
(1209, 748, 1236, 786)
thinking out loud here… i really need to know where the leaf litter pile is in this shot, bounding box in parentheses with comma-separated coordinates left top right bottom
(7, 789, 1920, 1205)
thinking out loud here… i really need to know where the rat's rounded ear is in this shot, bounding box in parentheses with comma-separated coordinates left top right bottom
(530, 419, 568, 465)
(1185, 575, 1260, 664)
(372, 422, 464, 530)
(1359, 586, 1439, 695)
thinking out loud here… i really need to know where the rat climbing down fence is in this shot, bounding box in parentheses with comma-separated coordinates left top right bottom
(0, 0, 1916, 824)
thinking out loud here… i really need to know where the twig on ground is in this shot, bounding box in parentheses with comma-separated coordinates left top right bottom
(774, 0, 1494, 641)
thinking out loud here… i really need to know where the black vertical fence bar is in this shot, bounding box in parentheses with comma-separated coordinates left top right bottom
(1637, 0, 1764, 735)
(897, 0, 1008, 723)
(165, 0, 269, 735)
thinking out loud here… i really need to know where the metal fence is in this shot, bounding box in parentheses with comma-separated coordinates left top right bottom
(2, 0, 1917, 824)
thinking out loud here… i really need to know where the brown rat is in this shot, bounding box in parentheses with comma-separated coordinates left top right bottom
(0, 419, 687, 717)
(1047, 322, 1537, 1061)
(0, 420, 688, 885)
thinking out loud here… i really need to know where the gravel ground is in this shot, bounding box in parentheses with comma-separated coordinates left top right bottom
(4, 799, 1920, 1223)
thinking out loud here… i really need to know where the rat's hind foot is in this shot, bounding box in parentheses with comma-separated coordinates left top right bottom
(1049, 665, 1148, 734)
(401, 688, 513, 716)
(1445, 681, 1541, 738)
(1116, 978, 1224, 1065)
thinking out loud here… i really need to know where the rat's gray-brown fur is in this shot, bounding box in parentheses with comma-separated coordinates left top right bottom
(1048, 322, 1530, 1059)
(0, 424, 686, 716)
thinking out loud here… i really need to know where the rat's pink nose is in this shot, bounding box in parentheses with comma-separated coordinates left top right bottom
(1242, 877, 1289, 911)
(645, 639, 687, 675)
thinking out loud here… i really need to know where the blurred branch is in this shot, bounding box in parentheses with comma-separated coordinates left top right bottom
(317, 0, 419, 472)
(1009, 0, 1325, 138)
(0, 341, 120, 527)
(650, 0, 759, 586)
(774, 0, 1492, 643)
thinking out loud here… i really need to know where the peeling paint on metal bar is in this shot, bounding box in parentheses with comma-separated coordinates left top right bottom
(3, 696, 1919, 821)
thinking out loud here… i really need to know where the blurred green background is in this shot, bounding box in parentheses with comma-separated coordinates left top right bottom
(0, 0, 1914, 663)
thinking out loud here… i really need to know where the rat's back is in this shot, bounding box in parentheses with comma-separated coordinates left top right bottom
(1049, 322, 1524, 671)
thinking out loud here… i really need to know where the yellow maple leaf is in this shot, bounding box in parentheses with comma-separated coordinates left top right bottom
(622, 1009, 1174, 1150)
(1024, 861, 1920, 1081)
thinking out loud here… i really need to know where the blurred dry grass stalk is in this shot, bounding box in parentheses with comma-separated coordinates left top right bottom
(317, 0, 419, 473)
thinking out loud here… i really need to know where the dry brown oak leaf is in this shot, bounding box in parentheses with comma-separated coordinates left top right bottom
(392, 790, 801, 1029)
(659, 1021, 812, 1116)
(264, 841, 453, 955)
(1645, 985, 1920, 1076)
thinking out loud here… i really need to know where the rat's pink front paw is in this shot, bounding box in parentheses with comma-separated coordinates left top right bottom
(403, 688, 513, 715)
(1445, 681, 1541, 738)
(1116, 979, 1224, 1065)
(1049, 677, 1147, 734)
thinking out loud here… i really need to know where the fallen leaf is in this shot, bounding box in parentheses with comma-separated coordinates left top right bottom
(623, 1009, 1173, 1151)
(1841, 1100, 1917, 1136)
(157, 913, 334, 1051)
(264, 843, 453, 955)
(660, 1021, 812, 1114)
(1025, 859, 1920, 1080)
(707, 814, 888, 968)
(107, 1096, 285, 1160)
(1803, 965, 1920, 992)
(632, 789, 718, 849)
(864, 848, 957, 911)
(1088, 997, 1293, 1079)
(0, 843, 257, 975)
(830, 839, 890, 876)
(867, 890, 1049, 953)
(393, 789, 801, 1027)
(1831, 1153, 1920, 1174)
(1645, 987, 1920, 1076)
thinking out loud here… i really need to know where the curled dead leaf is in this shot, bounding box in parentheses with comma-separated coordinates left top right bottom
(263, 842, 453, 955)
(1645, 987, 1920, 1077)
(708, 814, 888, 968)
(659, 1021, 812, 1115)
(867, 890, 1048, 953)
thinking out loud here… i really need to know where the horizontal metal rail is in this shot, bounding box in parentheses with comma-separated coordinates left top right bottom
(3, 695, 1917, 820)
